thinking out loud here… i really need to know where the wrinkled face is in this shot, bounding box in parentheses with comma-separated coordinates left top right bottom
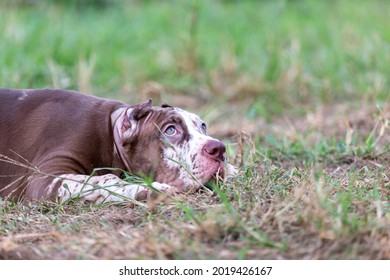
(113, 100, 234, 191)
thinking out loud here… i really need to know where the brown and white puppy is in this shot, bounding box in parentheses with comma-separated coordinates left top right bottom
(0, 88, 236, 203)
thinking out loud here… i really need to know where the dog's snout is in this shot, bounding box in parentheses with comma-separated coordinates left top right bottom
(203, 140, 226, 161)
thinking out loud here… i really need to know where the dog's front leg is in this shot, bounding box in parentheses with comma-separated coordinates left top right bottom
(49, 174, 173, 204)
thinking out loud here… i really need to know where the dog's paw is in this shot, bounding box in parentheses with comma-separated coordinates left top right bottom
(151, 182, 175, 194)
(225, 163, 238, 180)
(146, 182, 175, 208)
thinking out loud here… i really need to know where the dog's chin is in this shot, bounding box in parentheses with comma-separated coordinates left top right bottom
(203, 162, 237, 191)
(159, 161, 234, 192)
(201, 162, 226, 191)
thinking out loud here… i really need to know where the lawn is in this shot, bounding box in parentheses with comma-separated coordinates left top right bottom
(0, 0, 389, 259)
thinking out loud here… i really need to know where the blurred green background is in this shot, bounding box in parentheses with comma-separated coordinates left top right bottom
(0, 0, 389, 119)
(1, 1, 389, 261)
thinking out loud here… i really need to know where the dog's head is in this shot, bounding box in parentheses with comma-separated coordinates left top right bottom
(113, 99, 236, 191)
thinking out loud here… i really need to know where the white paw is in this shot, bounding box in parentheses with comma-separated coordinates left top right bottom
(151, 182, 174, 193)
(225, 163, 238, 179)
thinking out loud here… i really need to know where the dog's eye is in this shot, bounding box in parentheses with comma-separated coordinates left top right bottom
(164, 125, 177, 136)
(201, 123, 207, 132)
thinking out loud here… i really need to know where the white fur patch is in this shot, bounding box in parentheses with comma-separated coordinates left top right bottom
(162, 108, 227, 190)
(51, 174, 173, 204)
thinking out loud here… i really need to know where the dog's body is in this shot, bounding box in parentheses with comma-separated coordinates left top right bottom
(0, 88, 234, 203)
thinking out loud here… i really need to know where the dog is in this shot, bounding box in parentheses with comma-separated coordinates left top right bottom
(0, 88, 236, 203)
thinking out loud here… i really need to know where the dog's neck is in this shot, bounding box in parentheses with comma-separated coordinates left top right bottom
(111, 107, 133, 173)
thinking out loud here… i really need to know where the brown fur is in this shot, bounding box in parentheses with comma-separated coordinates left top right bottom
(0, 88, 228, 202)
(0, 89, 128, 200)
(0, 89, 191, 201)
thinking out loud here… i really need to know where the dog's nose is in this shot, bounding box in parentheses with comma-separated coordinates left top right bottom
(203, 140, 226, 162)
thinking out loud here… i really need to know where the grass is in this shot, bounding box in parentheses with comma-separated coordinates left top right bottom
(0, 0, 389, 259)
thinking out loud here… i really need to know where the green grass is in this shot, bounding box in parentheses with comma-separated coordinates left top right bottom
(0, 0, 389, 259)
(1, 0, 389, 107)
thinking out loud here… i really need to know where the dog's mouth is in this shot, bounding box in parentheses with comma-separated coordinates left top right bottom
(204, 182, 214, 191)
(157, 153, 235, 192)
(203, 162, 237, 191)
(203, 163, 225, 191)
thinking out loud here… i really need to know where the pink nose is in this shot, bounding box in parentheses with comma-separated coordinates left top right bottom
(203, 140, 226, 162)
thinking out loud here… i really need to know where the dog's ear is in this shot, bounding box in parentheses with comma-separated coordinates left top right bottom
(120, 99, 153, 140)
(132, 99, 153, 120)
(161, 103, 172, 108)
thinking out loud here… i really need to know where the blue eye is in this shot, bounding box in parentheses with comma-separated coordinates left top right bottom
(164, 125, 176, 136)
